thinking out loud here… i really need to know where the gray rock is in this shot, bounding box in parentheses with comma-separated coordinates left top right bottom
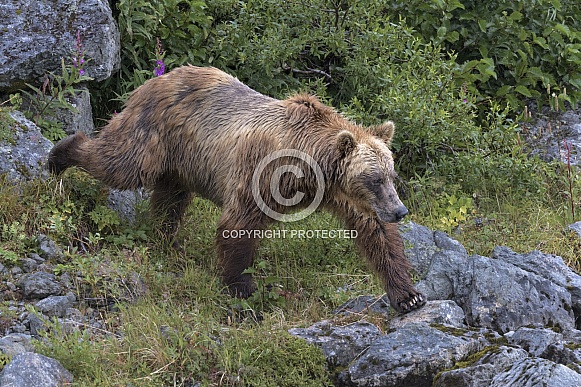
(288, 320, 383, 368)
(523, 107, 581, 166)
(5, 281, 16, 292)
(35, 294, 76, 318)
(434, 346, 530, 387)
(291, 222, 581, 385)
(28, 312, 47, 336)
(340, 322, 487, 387)
(400, 221, 440, 277)
(107, 188, 149, 224)
(414, 250, 467, 301)
(562, 328, 581, 342)
(20, 253, 45, 273)
(492, 246, 581, 328)
(19, 258, 37, 273)
(64, 308, 83, 323)
(29, 253, 46, 264)
(505, 327, 563, 357)
(10, 266, 23, 276)
(119, 271, 149, 303)
(50, 87, 94, 135)
(37, 234, 62, 260)
(0, 334, 33, 357)
(434, 230, 468, 255)
(569, 221, 581, 238)
(490, 357, 581, 386)
(10, 324, 27, 334)
(400, 222, 469, 280)
(58, 272, 73, 289)
(457, 254, 574, 333)
(390, 300, 466, 329)
(405, 229, 579, 335)
(18, 272, 62, 299)
(22, 86, 95, 136)
(0, 0, 120, 91)
(0, 352, 73, 386)
(0, 111, 53, 181)
(333, 295, 391, 316)
(59, 308, 86, 336)
(542, 342, 581, 373)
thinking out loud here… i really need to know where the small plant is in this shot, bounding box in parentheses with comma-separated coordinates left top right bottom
(0, 216, 35, 260)
(153, 38, 166, 77)
(217, 329, 332, 387)
(562, 140, 577, 222)
(21, 31, 93, 141)
(0, 354, 11, 371)
(0, 247, 19, 267)
(71, 31, 87, 76)
(235, 259, 287, 313)
(88, 205, 121, 233)
(106, 225, 149, 249)
(0, 104, 17, 145)
(436, 193, 474, 232)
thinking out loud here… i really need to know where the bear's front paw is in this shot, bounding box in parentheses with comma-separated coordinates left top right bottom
(388, 289, 426, 314)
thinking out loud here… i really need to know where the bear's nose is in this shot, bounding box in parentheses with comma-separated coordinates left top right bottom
(394, 205, 408, 222)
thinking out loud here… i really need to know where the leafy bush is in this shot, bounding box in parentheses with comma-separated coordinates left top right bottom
(91, 0, 213, 116)
(390, 0, 581, 107)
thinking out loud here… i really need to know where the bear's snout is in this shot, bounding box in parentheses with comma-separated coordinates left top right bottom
(394, 205, 408, 222)
(373, 204, 408, 223)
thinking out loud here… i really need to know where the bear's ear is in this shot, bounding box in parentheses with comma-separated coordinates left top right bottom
(370, 121, 395, 143)
(337, 130, 356, 157)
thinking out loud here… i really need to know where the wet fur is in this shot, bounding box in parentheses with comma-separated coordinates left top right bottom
(47, 65, 425, 312)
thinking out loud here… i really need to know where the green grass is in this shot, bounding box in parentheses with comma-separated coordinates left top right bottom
(408, 189, 581, 272)
(0, 160, 579, 385)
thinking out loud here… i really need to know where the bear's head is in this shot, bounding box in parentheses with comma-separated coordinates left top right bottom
(337, 121, 408, 223)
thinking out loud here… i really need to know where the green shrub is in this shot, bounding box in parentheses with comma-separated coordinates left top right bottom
(390, 0, 581, 107)
(91, 0, 213, 116)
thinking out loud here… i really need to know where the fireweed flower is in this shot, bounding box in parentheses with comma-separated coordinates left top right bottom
(154, 59, 165, 77)
(154, 38, 165, 77)
(72, 30, 86, 76)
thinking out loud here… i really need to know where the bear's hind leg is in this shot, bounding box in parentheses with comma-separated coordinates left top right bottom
(150, 176, 193, 246)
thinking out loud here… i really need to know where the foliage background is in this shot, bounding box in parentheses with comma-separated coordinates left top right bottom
(1, 0, 580, 385)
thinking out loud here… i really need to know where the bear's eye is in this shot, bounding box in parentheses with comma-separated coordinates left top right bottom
(371, 177, 384, 186)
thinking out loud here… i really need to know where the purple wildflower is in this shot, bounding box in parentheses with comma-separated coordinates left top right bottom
(72, 31, 86, 76)
(154, 59, 165, 77)
(153, 38, 166, 77)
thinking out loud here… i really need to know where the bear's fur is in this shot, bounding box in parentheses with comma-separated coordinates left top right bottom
(48, 65, 425, 312)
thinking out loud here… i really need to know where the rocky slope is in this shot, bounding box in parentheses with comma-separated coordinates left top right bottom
(290, 222, 581, 386)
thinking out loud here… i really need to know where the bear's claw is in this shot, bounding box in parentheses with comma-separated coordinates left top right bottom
(391, 291, 426, 314)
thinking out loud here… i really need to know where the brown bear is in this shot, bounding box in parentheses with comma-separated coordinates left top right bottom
(47, 65, 425, 312)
